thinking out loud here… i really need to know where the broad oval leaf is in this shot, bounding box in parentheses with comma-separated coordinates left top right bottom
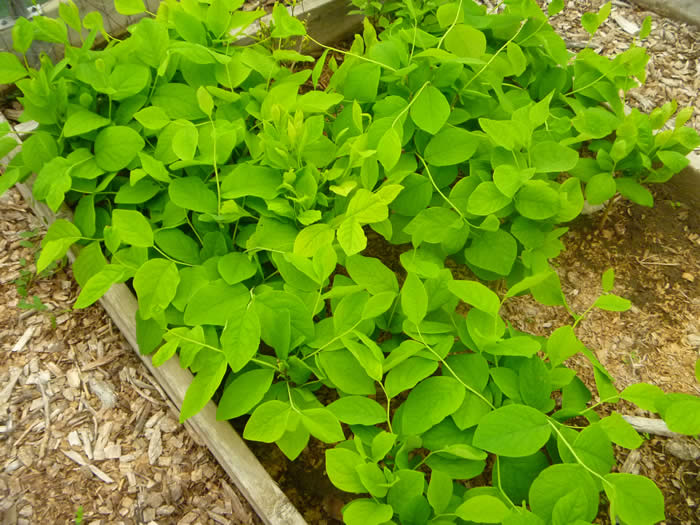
(133, 258, 180, 320)
(473, 404, 551, 457)
(94, 126, 145, 172)
(410, 85, 450, 134)
(424, 128, 479, 167)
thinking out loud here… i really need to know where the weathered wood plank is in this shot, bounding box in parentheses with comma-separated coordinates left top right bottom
(628, 0, 700, 28)
(2, 115, 307, 525)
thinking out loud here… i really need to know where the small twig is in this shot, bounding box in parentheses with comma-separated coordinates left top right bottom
(36, 381, 51, 458)
(622, 415, 680, 438)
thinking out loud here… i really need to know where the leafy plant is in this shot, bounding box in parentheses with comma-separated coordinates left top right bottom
(1, 1, 699, 524)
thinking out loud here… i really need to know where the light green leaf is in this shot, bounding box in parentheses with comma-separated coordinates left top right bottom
(599, 412, 643, 449)
(428, 471, 453, 515)
(529, 464, 599, 522)
(531, 141, 578, 173)
(301, 408, 345, 443)
(134, 107, 171, 130)
(112, 209, 153, 248)
(115, 0, 146, 15)
(424, 127, 479, 166)
(342, 499, 393, 525)
(37, 219, 82, 273)
(63, 111, 111, 138)
(593, 294, 631, 312)
(473, 404, 551, 457)
(74, 265, 128, 309)
(220, 306, 260, 372)
(94, 126, 145, 172)
(410, 85, 450, 134)
(327, 396, 387, 425)
(447, 280, 500, 316)
(243, 400, 290, 442)
(467, 182, 511, 216)
(325, 448, 365, 493)
(515, 180, 561, 220)
(603, 473, 665, 525)
(402, 377, 465, 434)
(271, 2, 306, 38)
(169, 176, 218, 214)
(0, 52, 29, 84)
(133, 259, 180, 319)
(456, 495, 509, 523)
(401, 272, 428, 325)
(217, 369, 275, 420)
(377, 128, 402, 172)
(184, 280, 249, 326)
(338, 218, 366, 256)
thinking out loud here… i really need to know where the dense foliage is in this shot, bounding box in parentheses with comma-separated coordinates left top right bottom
(1, 0, 699, 523)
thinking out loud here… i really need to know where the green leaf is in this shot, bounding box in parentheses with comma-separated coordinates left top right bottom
(73, 242, 107, 287)
(362, 291, 396, 319)
(94, 126, 145, 172)
(115, 179, 161, 205)
(0, 52, 28, 84)
(377, 128, 402, 172)
(639, 15, 652, 39)
(664, 397, 700, 435)
(320, 349, 375, 396)
(448, 280, 500, 316)
(217, 368, 274, 420)
(402, 377, 465, 434)
(493, 164, 535, 199)
(152, 339, 178, 367)
(603, 473, 665, 525)
(169, 176, 218, 214)
(548, 0, 564, 16)
(220, 307, 260, 372)
(546, 325, 586, 368)
(355, 462, 389, 496)
(74, 265, 127, 309)
(271, 2, 306, 38)
(115, 0, 146, 15)
(180, 351, 227, 422)
(599, 412, 642, 449)
(593, 294, 631, 312)
(196, 86, 214, 117)
(338, 218, 366, 256)
(465, 229, 518, 276)
(154, 229, 201, 265)
(444, 24, 486, 58)
(467, 182, 511, 216)
(243, 400, 290, 442)
(112, 209, 153, 248)
(601, 268, 615, 293)
(37, 219, 82, 273)
(134, 107, 171, 130)
(427, 471, 453, 515)
(515, 181, 560, 220)
(217, 252, 256, 285)
(221, 164, 282, 200)
(294, 224, 336, 257)
(133, 259, 180, 320)
(33, 16, 68, 44)
(342, 499, 393, 525)
(347, 254, 399, 294)
(172, 122, 199, 161)
(297, 91, 344, 113)
(301, 408, 345, 443)
(325, 448, 365, 493)
(586, 172, 616, 205)
(184, 280, 249, 326)
(424, 128, 479, 166)
(385, 357, 438, 398)
(455, 495, 509, 523)
(473, 404, 551, 457)
(343, 62, 381, 103)
(616, 178, 653, 207)
(371, 431, 397, 462)
(404, 207, 462, 246)
(529, 464, 599, 522)
(327, 396, 386, 425)
(410, 85, 450, 134)
(401, 273, 428, 325)
(530, 141, 578, 173)
(12, 18, 34, 55)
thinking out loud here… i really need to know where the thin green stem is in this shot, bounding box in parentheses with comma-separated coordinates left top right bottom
(302, 321, 362, 361)
(153, 246, 194, 267)
(546, 419, 612, 487)
(437, 0, 464, 51)
(416, 154, 467, 221)
(305, 34, 398, 72)
(392, 81, 430, 129)
(186, 214, 204, 246)
(416, 328, 495, 409)
(463, 20, 527, 91)
(377, 382, 394, 433)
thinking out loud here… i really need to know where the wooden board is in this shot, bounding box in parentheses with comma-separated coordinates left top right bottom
(629, 0, 700, 28)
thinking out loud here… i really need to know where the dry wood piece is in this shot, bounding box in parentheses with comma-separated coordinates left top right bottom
(629, 0, 700, 28)
(622, 415, 680, 437)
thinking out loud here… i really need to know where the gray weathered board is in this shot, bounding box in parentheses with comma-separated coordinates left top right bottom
(629, 0, 700, 28)
(0, 1, 363, 523)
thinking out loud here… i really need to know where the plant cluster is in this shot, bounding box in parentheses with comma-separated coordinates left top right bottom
(1, 0, 699, 524)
